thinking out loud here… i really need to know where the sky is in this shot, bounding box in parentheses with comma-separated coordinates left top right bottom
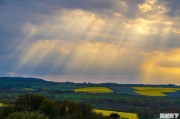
(0, 0, 180, 84)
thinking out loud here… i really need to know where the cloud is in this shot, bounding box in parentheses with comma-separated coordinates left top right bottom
(0, 0, 179, 84)
(158, 0, 180, 17)
(141, 49, 180, 84)
(15, 40, 142, 81)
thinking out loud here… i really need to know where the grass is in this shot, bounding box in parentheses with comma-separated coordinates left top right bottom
(108, 86, 138, 95)
(133, 87, 180, 96)
(74, 87, 113, 93)
(55, 93, 140, 103)
(94, 109, 138, 119)
(22, 88, 34, 91)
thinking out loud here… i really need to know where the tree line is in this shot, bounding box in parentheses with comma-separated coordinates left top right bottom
(0, 94, 127, 119)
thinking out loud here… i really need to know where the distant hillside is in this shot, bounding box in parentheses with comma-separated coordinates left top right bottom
(0, 77, 179, 89)
(99, 82, 179, 88)
(0, 77, 45, 82)
(0, 77, 54, 89)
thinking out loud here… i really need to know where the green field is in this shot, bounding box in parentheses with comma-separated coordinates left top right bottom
(74, 87, 113, 93)
(94, 109, 138, 119)
(22, 88, 34, 91)
(133, 87, 180, 96)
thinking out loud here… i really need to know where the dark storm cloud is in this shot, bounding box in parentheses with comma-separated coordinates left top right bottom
(56, 0, 145, 18)
(0, 0, 115, 14)
(124, 0, 145, 18)
(0, 0, 145, 23)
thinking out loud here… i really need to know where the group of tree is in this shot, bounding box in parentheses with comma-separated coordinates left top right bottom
(87, 97, 180, 119)
(0, 94, 126, 119)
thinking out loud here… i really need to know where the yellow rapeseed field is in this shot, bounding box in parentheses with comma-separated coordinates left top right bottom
(74, 87, 113, 93)
(94, 109, 138, 119)
(133, 87, 180, 96)
(0, 103, 6, 107)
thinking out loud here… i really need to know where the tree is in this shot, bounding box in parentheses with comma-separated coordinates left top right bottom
(14, 94, 45, 111)
(78, 103, 92, 117)
(39, 99, 58, 119)
(109, 113, 120, 119)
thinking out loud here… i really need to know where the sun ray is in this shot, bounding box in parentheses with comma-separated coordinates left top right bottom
(10, 0, 180, 84)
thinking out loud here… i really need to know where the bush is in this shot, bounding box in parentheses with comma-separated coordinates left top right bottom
(14, 94, 45, 111)
(6, 111, 48, 119)
(1, 94, 127, 119)
(39, 99, 58, 119)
